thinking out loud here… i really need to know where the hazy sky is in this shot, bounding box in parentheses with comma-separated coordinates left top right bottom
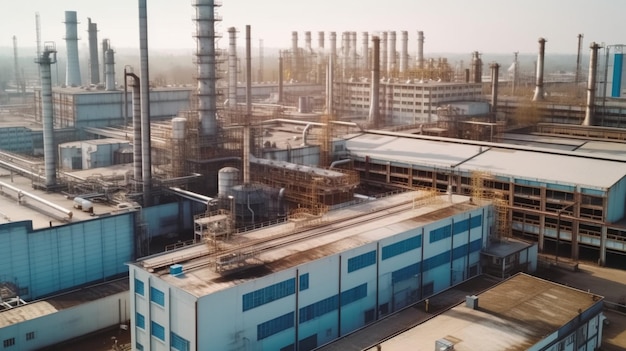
(1, 0, 624, 56)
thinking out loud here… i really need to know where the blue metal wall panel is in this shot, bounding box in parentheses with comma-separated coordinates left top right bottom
(612, 53, 623, 97)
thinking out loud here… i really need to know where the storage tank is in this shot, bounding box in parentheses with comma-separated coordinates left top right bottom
(218, 167, 240, 198)
(230, 184, 266, 226)
(171, 117, 187, 140)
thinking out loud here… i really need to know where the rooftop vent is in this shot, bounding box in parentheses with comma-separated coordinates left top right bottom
(170, 264, 183, 276)
(435, 338, 455, 351)
(466, 295, 478, 309)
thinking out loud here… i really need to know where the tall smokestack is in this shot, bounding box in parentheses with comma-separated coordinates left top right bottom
(417, 31, 425, 69)
(244, 25, 252, 185)
(329, 32, 337, 61)
(380, 32, 387, 77)
(583, 42, 601, 126)
(399, 31, 408, 75)
(291, 31, 298, 80)
(87, 18, 100, 84)
(362, 32, 369, 72)
(471, 51, 482, 83)
(326, 54, 334, 115)
(125, 71, 142, 183)
(305, 31, 312, 52)
(12, 36, 21, 94)
(490, 63, 500, 123)
(105, 49, 115, 91)
(318, 31, 325, 50)
(350, 32, 358, 75)
(102, 39, 109, 83)
(36, 43, 58, 187)
(278, 52, 283, 103)
(387, 31, 396, 76)
(138, 0, 152, 206)
(64, 11, 81, 86)
(341, 32, 349, 78)
(532, 37, 547, 101)
(228, 27, 237, 108)
(194, 0, 219, 136)
(368, 36, 380, 127)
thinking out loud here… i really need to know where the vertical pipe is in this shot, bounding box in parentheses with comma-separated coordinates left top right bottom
(138, 0, 152, 205)
(329, 32, 337, 62)
(244, 25, 252, 186)
(12, 36, 21, 94)
(417, 31, 425, 70)
(512, 51, 519, 94)
(341, 32, 349, 78)
(228, 27, 237, 108)
(368, 36, 380, 127)
(611, 52, 623, 98)
(318, 31, 325, 50)
(472, 51, 482, 83)
(194, 0, 218, 137)
(64, 11, 81, 87)
(532, 38, 547, 101)
(350, 32, 358, 76)
(278, 52, 283, 103)
(304, 31, 312, 52)
(490, 63, 499, 123)
(102, 39, 110, 84)
(88, 18, 100, 84)
(575, 34, 583, 89)
(380, 32, 387, 77)
(400, 31, 408, 75)
(583, 42, 601, 126)
(37, 45, 57, 187)
(361, 32, 369, 72)
(326, 54, 334, 115)
(387, 31, 396, 77)
(105, 49, 115, 91)
(291, 31, 298, 80)
(127, 72, 142, 183)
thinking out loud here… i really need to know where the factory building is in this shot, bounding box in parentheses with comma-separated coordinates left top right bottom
(344, 130, 626, 266)
(368, 273, 605, 351)
(128, 192, 507, 351)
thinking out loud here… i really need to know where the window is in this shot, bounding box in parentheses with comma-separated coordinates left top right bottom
(257, 312, 295, 340)
(364, 308, 375, 323)
(3, 338, 15, 348)
(150, 287, 165, 306)
(392, 263, 420, 284)
(136, 342, 144, 351)
(25, 332, 35, 341)
(136, 312, 145, 329)
(300, 295, 339, 323)
(151, 321, 165, 341)
(347, 251, 376, 272)
(382, 235, 421, 260)
(135, 279, 145, 296)
(171, 332, 190, 351)
(429, 225, 452, 243)
(299, 273, 309, 291)
(341, 284, 367, 306)
(242, 278, 296, 312)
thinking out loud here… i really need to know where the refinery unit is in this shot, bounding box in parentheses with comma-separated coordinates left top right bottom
(1, 0, 625, 350)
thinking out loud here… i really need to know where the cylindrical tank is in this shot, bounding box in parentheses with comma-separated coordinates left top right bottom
(298, 96, 311, 113)
(231, 184, 266, 226)
(171, 117, 187, 140)
(218, 167, 240, 198)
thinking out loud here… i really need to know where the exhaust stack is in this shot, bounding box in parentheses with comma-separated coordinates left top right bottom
(64, 11, 81, 87)
(36, 43, 58, 187)
(582, 42, 601, 126)
(532, 38, 547, 101)
(490, 63, 500, 123)
(417, 31, 425, 69)
(380, 32, 387, 77)
(138, 0, 152, 205)
(105, 48, 115, 91)
(399, 31, 408, 75)
(87, 18, 100, 84)
(368, 36, 380, 127)
(194, 0, 219, 137)
(387, 31, 396, 76)
(228, 27, 237, 108)
(361, 32, 369, 72)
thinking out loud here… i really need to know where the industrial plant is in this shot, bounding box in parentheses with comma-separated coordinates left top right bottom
(1, 0, 626, 350)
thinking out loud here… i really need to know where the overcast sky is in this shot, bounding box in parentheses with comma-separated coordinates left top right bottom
(1, 0, 624, 56)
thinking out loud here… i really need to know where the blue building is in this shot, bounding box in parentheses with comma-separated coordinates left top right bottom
(128, 192, 524, 351)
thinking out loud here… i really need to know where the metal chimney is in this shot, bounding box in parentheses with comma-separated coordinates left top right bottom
(228, 27, 237, 108)
(36, 43, 58, 187)
(194, 0, 219, 137)
(400, 31, 408, 75)
(305, 31, 312, 52)
(326, 54, 334, 115)
(417, 31, 425, 69)
(12, 36, 21, 95)
(244, 25, 252, 185)
(471, 51, 482, 83)
(125, 70, 142, 183)
(582, 42, 601, 126)
(532, 38, 547, 101)
(388, 31, 396, 76)
(87, 18, 100, 84)
(368, 36, 380, 127)
(490, 63, 499, 123)
(102, 39, 110, 83)
(278, 52, 283, 103)
(105, 49, 116, 91)
(350, 32, 358, 75)
(362, 32, 369, 72)
(291, 31, 298, 79)
(64, 11, 81, 86)
(329, 32, 337, 61)
(318, 31, 325, 50)
(138, 0, 152, 206)
(380, 32, 387, 77)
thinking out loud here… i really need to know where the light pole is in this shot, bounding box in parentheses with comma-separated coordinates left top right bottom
(555, 202, 577, 264)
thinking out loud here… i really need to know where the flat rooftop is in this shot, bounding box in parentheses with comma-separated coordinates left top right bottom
(133, 192, 484, 297)
(346, 131, 626, 190)
(0, 278, 128, 328)
(369, 273, 603, 351)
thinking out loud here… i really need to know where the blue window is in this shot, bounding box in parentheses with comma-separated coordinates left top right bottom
(469, 238, 483, 252)
(430, 225, 452, 243)
(340, 283, 367, 306)
(382, 235, 421, 260)
(135, 278, 144, 296)
(299, 273, 309, 291)
(136, 342, 144, 351)
(171, 332, 190, 351)
(300, 295, 339, 323)
(151, 321, 165, 341)
(242, 278, 295, 312)
(257, 312, 294, 340)
(453, 219, 469, 235)
(470, 215, 482, 229)
(136, 312, 145, 329)
(423, 251, 450, 271)
(392, 262, 421, 284)
(348, 250, 376, 272)
(150, 287, 165, 306)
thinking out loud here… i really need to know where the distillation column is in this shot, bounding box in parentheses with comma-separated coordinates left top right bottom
(87, 18, 100, 84)
(64, 11, 81, 86)
(194, 0, 219, 137)
(36, 44, 58, 187)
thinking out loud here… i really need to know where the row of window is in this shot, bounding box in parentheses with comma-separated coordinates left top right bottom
(2, 332, 35, 348)
(347, 250, 376, 272)
(382, 235, 422, 260)
(299, 283, 368, 323)
(135, 279, 166, 307)
(242, 278, 296, 312)
(430, 215, 482, 243)
(135, 313, 190, 351)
